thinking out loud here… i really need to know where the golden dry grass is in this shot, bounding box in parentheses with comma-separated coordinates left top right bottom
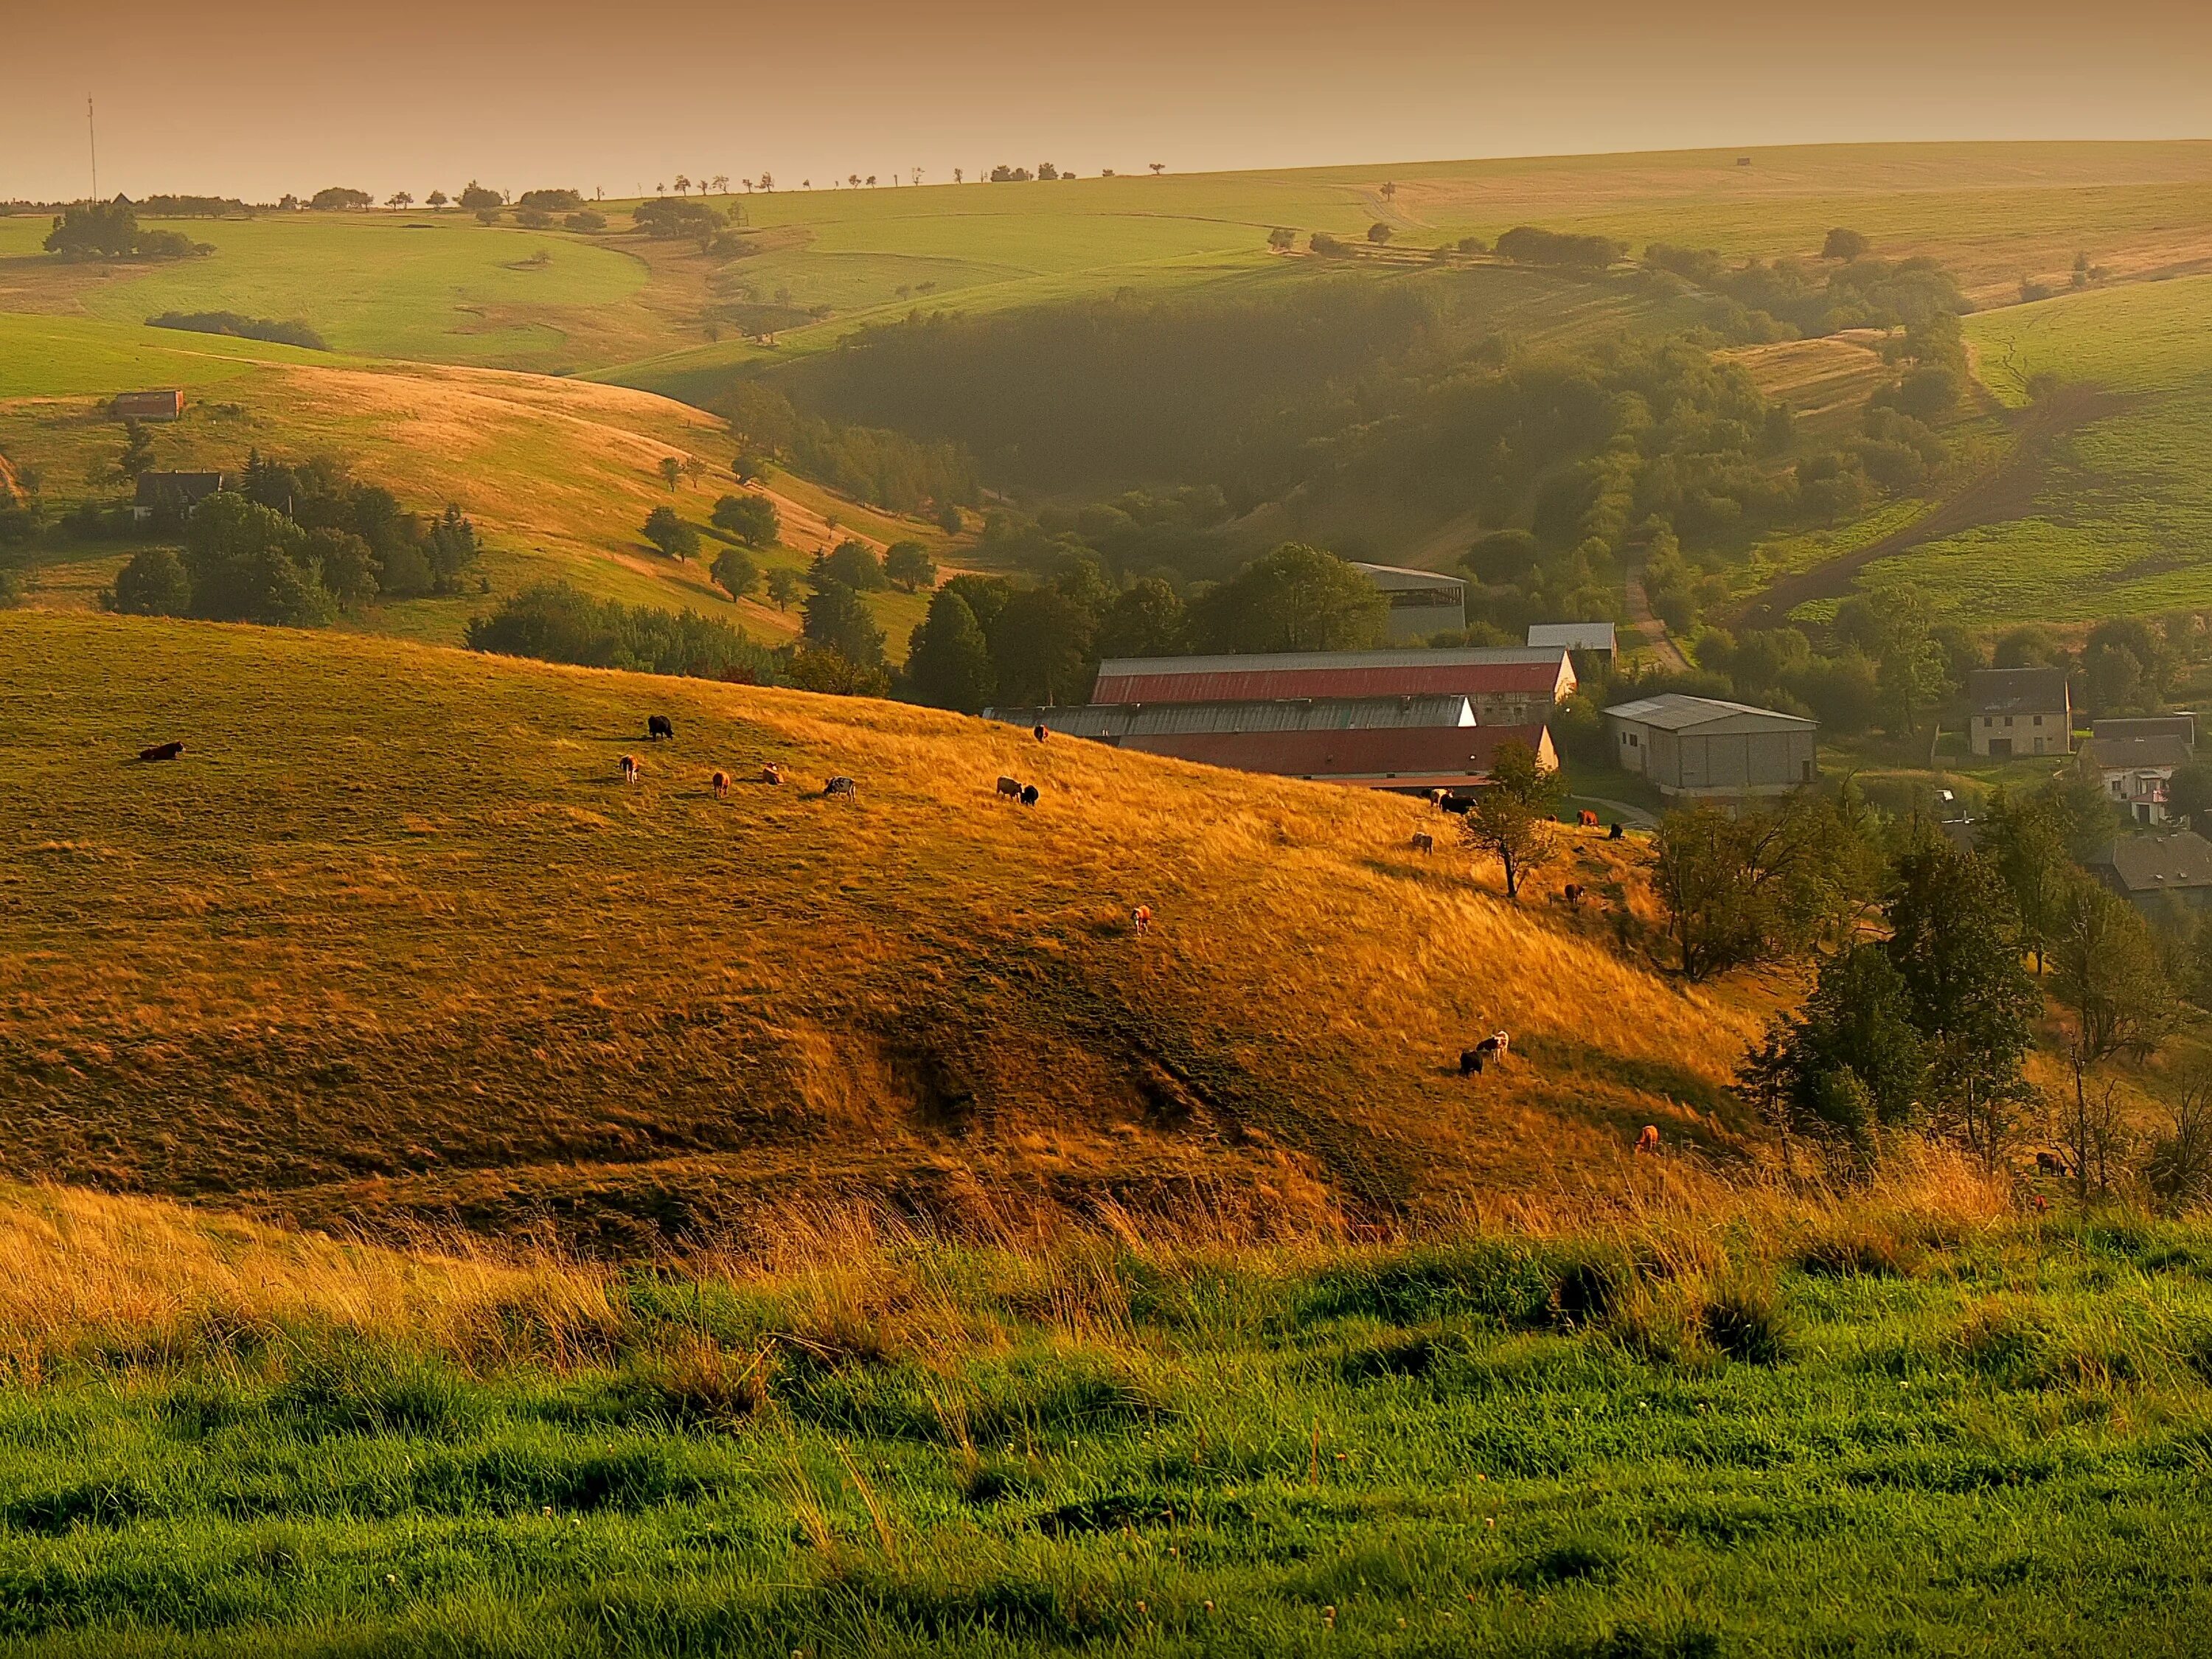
(0, 611, 1764, 1251)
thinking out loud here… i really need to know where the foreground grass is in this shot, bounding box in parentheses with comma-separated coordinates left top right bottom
(2, 1175, 2209, 1655)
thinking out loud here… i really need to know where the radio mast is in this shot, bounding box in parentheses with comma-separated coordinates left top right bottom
(87, 96, 99, 202)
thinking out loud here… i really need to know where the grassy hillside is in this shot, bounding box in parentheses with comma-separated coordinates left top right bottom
(0, 611, 1756, 1250)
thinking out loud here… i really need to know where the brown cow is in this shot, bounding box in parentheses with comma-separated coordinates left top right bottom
(1562, 883, 1582, 908)
(619, 754, 640, 785)
(1411, 830, 1435, 854)
(712, 771, 730, 799)
(136, 741, 185, 763)
(1578, 809, 1599, 828)
(1132, 905, 1153, 936)
(760, 762, 784, 785)
(1635, 1124, 1661, 1155)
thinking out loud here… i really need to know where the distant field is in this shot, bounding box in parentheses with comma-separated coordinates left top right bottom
(1845, 276, 2212, 625)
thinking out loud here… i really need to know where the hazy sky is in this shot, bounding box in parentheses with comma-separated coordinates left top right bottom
(5, 0, 2211, 201)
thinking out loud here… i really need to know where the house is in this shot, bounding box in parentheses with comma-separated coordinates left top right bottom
(131, 471, 229, 523)
(1604, 693, 1819, 798)
(1527, 622, 1617, 663)
(2088, 830, 2212, 913)
(111, 389, 185, 422)
(1347, 563, 1467, 644)
(1090, 647, 1576, 728)
(2078, 730, 2194, 825)
(1966, 667, 2072, 757)
(992, 696, 1553, 790)
(2092, 714, 2197, 751)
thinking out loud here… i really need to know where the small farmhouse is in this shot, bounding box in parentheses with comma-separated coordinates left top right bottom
(1347, 563, 1468, 644)
(2078, 728, 2194, 825)
(1966, 667, 2071, 757)
(133, 472, 229, 523)
(112, 389, 185, 422)
(1604, 693, 1818, 798)
(2089, 830, 2212, 913)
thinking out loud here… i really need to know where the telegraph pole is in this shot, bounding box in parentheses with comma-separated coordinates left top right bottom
(86, 96, 99, 203)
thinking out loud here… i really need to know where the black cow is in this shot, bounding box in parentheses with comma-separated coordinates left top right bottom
(1020, 784, 1040, 807)
(1439, 792, 1475, 816)
(1607, 821, 1625, 840)
(1033, 723, 1048, 743)
(136, 741, 185, 763)
(647, 715, 675, 741)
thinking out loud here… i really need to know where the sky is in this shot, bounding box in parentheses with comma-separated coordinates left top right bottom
(4, 0, 2211, 202)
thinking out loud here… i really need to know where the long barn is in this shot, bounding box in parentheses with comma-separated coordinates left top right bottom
(1091, 647, 1576, 728)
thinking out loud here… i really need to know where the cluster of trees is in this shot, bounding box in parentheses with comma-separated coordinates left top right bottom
(1642, 241, 1969, 341)
(44, 201, 209, 261)
(633, 198, 726, 247)
(148, 311, 328, 350)
(105, 453, 479, 625)
(901, 543, 1385, 713)
(136, 195, 250, 218)
(465, 582, 778, 682)
(713, 382, 973, 520)
(307, 187, 372, 211)
(1495, 226, 1630, 271)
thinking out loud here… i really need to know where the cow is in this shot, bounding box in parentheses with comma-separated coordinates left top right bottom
(997, 776, 1023, 800)
(1132, 905, 1153, 936)
(136, 741, 185, 763)
(1562, 882, 1583, 908)
(1439, 791, 1475, 815)
(1607, 822, 1625, 841)
(1461, 1031, 1509, 1074)
(1033, 723, 1048, 743)
(1578, 809, 1599, 828)
(824, 775, 858, 800)
(760, 762, 784, 785)
(1411, 830, 1435, 854)
(619, 754, 640, 785)
(2035, 1150, 2073, 1177)
(711, 771, 730, 799)
(1020, 784, 1040, 807)
(647, 715, 675, 742)
(1635, 1124, 1661, 1155)
(1427, 788, 1448, 809)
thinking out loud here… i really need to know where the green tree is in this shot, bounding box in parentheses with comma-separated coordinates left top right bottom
(307, 528, 378, 606)
(2050, 872, 2179, 1065)
(1459, 741, 1562, 900)
(785, 646, 891, 698)
(1761, 942, 1927, 1161)
(988, 584, 1098, 706)
(2168, 762, 2212, 834)
(105, 548, 192, 616)
(1822, 227, 1871, 260)
(766, 568, 804, 611)
(119, 420, 155, 480)
(1978, 785, 2076, 974)
(883, 540, 937, 593)
(180, 492, 337, 625)
(1367, 222, 1394, 246)
(1096, 577, 1188, 658)
(801, 580, 886, 667)
(711, 493, 779, 547)
(711, 547, 759, 600)
(657, 456, 684, 492)
(814, 540, 887, 591)
(1652, 797, 1879, 981)
(642, 506, 699, 560)
(903, 589, 995, 713)
(1190, 543, 1385, 654)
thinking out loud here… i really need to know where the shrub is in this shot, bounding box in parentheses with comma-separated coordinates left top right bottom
(785, 644, 891, 697)
(1698, 1276, 1790, 1364)
(1496, 226, 1627, 270)
(564, 210, 606, 232)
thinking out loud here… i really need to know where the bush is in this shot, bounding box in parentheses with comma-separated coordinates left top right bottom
(465, 582, 777, 682)
(564, 211, 606, 233)
(1496, 226, 1627, 270)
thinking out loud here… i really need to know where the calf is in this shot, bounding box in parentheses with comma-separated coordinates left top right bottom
(824, 775, 858, 800)
(1577, 809, 1599, 828)
(1635, 1124, 1661, 1155)
(1410, 830, 1435, 855)
(1020, 784, 1040, 807)
(997, 776, 1023, 800)
(711, 771, 730, 799)
(136, 740, 185, 763)
(647, 715, 675, 742)
(619, 754, 640, 785)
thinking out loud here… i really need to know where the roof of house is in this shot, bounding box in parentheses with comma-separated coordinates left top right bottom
(1091, 648, 1573, 705)
(1602, 692, 1817, 732)
(1118, 723, 1554, 787)
(1346, 562, 1467, 594)
(2081, 733, 2194, 772)
(991, 695, 1476, 740)
(133, 471, 227, 507)
(2093, 714, 2196, 748)
(1528, 622, 1618, 653)
(2094, 831, 2212, 893)
(1969, 667, 2070, 714)
(112, 389, 184, 409)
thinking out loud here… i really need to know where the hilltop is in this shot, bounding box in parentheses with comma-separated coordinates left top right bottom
(0, 611, 1759, 1252)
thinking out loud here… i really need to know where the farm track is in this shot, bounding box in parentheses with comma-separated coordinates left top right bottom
(1735, 383, 2136, 625)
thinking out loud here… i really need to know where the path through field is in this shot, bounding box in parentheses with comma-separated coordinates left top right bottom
(1736, 383, 2132, 625)
(1624, 566, 1689, 670)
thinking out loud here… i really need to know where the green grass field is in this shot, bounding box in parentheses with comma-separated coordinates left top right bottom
(1843, 276, 2212, 625)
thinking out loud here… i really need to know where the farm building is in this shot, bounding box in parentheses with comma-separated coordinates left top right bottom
(1527, 622, 1617, 662)
(1347, 563, 1467, 644)
(991, 697, 1553, 790)
(1604, 693, 1818, 798)
(112, 389, 185, 422)
(2088, 830, 2212, 914)
(132, 471, 229, 522)
(2093, 714, 2197, 749)
(1966, 667, 2071, 757)
(1091, 647, 1576, 727)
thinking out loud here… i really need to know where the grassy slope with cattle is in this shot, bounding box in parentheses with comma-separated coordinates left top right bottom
(0, 609, 1756, 1251)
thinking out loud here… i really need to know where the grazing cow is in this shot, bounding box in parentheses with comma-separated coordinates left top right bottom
(1020, 784, 1040, 807)
(1411, 830, 1435, 854)
(1578, 809, 1599, 828)
(824, 775, 858, 800)
(647, 715, 675, 741)
(1033, 723, 1048, 743)
(1462, 1031, 1509, 1074)
(711, 771, 730, 799)
(1607, 822, 1624, 840)
(1635, 1124, 1661, 1155)
(1562, 882, 1582, 908)
(1132, 905, 1153, 936)
(619, 754, 640, 785)
(997, 776, 1023, 800)
(136, 740, 185, 763)
(1427, 787, 1448, 809)
(760, 762, 784, 785)
(1458, 1048, 1484, 1077)
(2035, 1150, 2072, 1177)
(1439, 791, 1475, 816)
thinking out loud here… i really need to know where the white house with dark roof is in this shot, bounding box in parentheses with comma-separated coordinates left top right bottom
(1604, 693, 1818, 798)
(1967, 667, 2072, 757)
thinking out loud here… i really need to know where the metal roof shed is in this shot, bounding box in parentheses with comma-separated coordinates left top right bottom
(1604, 693, 1818, 797)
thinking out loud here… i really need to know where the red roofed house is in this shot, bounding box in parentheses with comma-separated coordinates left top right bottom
(1091, 647, 1576, 727)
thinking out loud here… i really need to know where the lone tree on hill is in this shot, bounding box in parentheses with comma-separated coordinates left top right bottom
(711, 546, 759, 600)
(903, 588, 995, 714)
(642, 506, 698, 560)
(1149, 162, 1165, 175)
(425, 190, 448, 210)
(765, 568, 803, 611)
(1459, 741, 1562, 900)
(1822, 227, 1870, 260)
(1368, 223, 1394, 246)
(883, 540, 936, 593)
(658, 456, 684, 492)
(712, 493, 779, 547)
